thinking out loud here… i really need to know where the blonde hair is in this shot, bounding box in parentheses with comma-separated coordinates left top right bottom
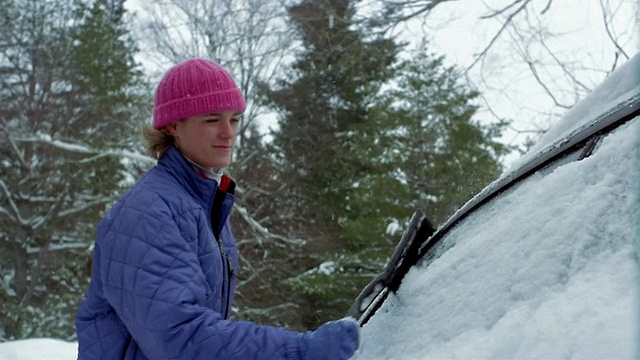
(142, 126, 174, 159)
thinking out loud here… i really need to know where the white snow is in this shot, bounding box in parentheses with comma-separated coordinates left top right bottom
(319, 261, 337, 276)
(385, 219, 401, 236)
(0, 338, 77, 360)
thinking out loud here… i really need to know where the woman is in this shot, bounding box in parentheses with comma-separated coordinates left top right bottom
(76, 58, 359, 359)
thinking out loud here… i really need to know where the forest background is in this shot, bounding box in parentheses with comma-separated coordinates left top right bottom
(1, 0, 638, 341)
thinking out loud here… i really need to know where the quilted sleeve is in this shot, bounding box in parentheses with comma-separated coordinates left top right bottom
(98, 196, 303, 360)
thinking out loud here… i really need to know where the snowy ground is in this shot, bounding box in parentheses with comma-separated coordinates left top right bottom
(0, 338, 77, 360)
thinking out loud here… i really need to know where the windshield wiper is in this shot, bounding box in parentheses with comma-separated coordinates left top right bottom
(347, 209, 435, 326)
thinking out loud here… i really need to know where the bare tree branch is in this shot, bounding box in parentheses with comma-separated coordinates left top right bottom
(480, 0, 529, 19)
(467, 0, 533, 71)
(380, 0, 459, 23)
(526, 61, 572, 109)
(598, 0, 630, 63)
(537, 38, 592, 94)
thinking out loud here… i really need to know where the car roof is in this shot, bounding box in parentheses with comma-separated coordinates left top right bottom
(510, 50, 640, 171)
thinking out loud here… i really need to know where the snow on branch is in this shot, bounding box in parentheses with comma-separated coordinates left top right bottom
(239, 303, 300, 317)
(57, 197, 114, 218)
(26, 242, 89, 255)
(15, 133, 156, 166)
(0, 180, 30, 226)
(233, 204, 305, 247)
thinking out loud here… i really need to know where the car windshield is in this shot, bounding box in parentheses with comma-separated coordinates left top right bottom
(355, 53, 640, 359)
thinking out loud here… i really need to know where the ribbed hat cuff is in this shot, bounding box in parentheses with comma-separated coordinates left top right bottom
(153, 88, 245, 129)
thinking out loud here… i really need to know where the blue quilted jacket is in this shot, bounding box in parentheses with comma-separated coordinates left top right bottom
(76, 146, 301, 359)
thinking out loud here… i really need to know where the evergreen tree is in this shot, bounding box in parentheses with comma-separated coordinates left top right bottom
(260, 0, 400, 327)
(262, 18, 509, 326)
(0, 0, 145, 340)
(355, 43, 511, 226)
(228, 125, 310, 329)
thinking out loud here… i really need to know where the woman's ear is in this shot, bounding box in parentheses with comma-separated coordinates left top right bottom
(165, 122, 179, 137)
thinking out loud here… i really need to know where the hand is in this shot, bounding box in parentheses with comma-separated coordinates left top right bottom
(300, 317, 360, 360)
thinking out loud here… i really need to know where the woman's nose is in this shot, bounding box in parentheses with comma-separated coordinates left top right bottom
(218, 119, 236, 138)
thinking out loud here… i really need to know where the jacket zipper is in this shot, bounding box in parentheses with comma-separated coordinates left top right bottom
(224, 254, 233, 319)
(210, 179, 235, 319)
(215, 237, 230, 319)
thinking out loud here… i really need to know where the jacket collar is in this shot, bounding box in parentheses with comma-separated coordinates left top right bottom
(158, 146, 235, 224)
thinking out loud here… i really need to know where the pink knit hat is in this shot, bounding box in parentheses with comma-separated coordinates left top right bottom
(153, 58, 246, 129)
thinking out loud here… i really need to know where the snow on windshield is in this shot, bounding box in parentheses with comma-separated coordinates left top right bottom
(355, 112, 639, 359)
(507, 51, 640, 173)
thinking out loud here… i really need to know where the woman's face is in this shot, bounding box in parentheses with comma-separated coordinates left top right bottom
(166, 110, 241, 170)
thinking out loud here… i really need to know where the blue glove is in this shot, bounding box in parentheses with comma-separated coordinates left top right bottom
(299, 317, 360, 360)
